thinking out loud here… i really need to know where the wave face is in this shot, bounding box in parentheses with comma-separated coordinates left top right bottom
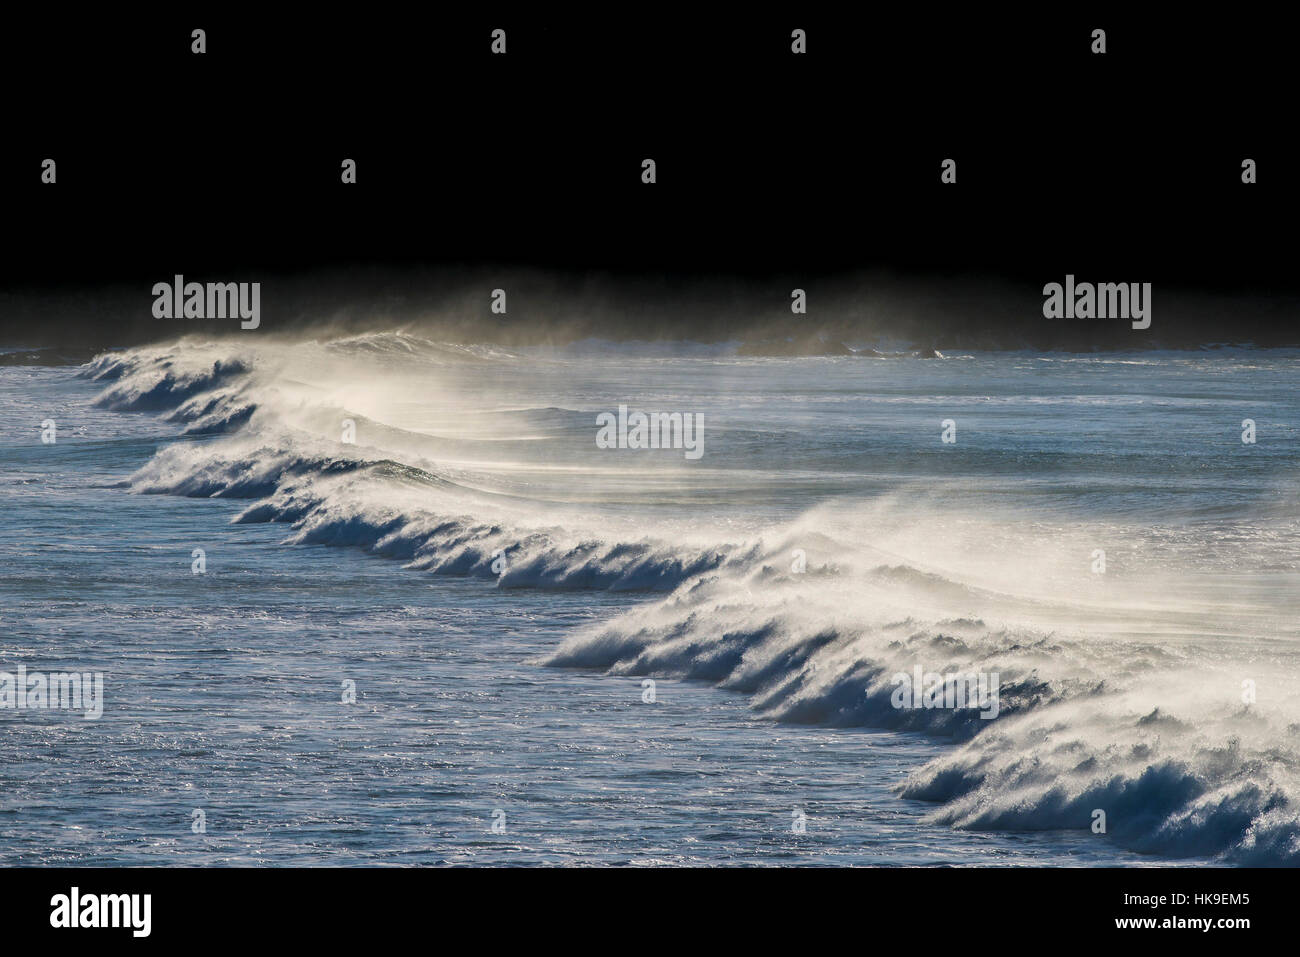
(86, 333, 1300, 863)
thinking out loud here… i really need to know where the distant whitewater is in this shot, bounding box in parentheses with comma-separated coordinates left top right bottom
(77, 332, 1300, 864)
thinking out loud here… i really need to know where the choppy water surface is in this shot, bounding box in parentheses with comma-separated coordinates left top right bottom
(3, 336, 1298, 865)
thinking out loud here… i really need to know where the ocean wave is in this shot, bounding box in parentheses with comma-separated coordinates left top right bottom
(82, 334, 1300, 865)
(543, 561, 1300, 864)
(321, 330, 517, 363)
(85, 344, 254, 411)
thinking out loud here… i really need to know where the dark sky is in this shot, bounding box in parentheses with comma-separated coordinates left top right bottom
(1, 10, 1296, 345)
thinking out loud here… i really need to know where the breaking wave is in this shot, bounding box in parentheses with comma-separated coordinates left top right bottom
(83, 332, 1300, 865)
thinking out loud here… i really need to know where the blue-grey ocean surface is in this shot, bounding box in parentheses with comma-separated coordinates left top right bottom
(2, 334, 1299, 865)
